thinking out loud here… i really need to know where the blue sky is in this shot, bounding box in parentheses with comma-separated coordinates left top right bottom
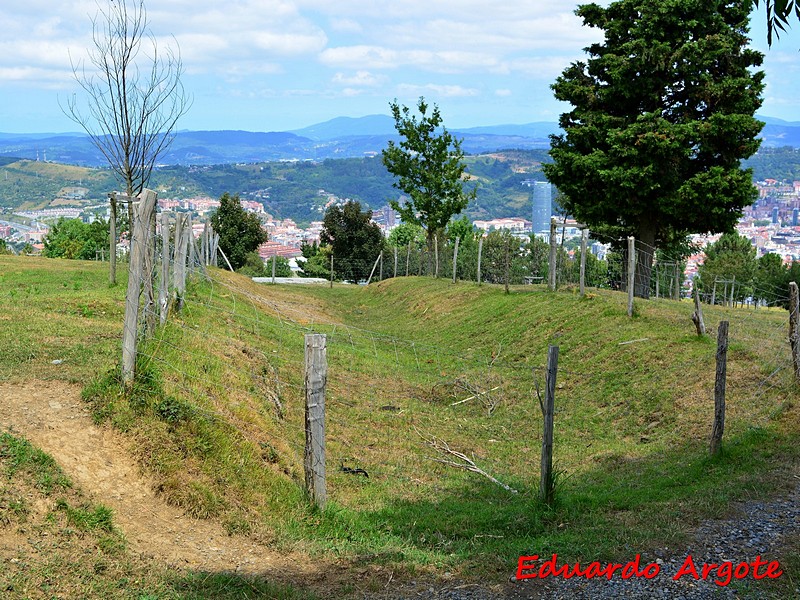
(1, 0, 798, 133)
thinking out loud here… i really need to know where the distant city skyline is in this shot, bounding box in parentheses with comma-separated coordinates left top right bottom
(1, 1, 799, 134)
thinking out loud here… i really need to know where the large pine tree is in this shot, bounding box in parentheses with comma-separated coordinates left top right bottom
(543, 0, 764, 297)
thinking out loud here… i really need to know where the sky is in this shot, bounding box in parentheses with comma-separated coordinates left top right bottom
(1, 0, 799, 134)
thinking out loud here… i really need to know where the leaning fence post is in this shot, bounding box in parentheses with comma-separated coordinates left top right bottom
(406, 242, 411, 277)
(789, 282, 800, 382)
(710, 321, 729, 456)
(627, 236, 636, 317)
(394, 246, 398, 278)
(540, 344, 559, 504)
(434, 235, 439, 278)
(272, 255, 277, 284)
(692, 284, 706, 336)
(304, 333, 327, 510)
(366, 253, 381, 285)
(121, 189, 157, 387)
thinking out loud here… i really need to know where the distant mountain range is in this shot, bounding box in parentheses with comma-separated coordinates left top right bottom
(1, 114, 798, 167)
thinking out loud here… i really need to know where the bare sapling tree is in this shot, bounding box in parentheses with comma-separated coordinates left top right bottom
(63, 0, 190, 226)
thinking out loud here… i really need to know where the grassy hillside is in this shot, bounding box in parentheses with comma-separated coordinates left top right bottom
(0, 255, 798, 597)
(0, 160, 116, 211)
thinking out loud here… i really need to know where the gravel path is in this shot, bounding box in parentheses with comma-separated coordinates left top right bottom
(364, 474, 799, 600)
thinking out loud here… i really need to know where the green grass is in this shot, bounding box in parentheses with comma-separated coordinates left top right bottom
(1, 255, 797, 597)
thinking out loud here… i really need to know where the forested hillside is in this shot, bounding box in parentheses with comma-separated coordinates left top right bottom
(0, 147, 796, 224)
(0, 151, 552, 224)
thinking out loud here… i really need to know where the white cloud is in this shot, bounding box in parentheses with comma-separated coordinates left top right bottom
(495, 89, 512, 97)
(396, 83, 480, 98)
(332, 70, 385, 87)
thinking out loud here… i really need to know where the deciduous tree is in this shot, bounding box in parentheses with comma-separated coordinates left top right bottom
(382, 98, 476, 260)
(543, 0, 764, 298)
(63, 0, 190, 221)
(43, 218, 109, 260)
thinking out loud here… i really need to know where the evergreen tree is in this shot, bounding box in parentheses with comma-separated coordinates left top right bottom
(544, 0, 764, 298)
(321, 201, 385, 282)
(210, 193, 268, 270)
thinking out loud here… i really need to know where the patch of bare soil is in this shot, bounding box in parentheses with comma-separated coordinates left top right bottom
(0, 380, 328, 583)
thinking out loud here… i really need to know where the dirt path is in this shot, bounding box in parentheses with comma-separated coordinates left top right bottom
(0, 380, 317, 579)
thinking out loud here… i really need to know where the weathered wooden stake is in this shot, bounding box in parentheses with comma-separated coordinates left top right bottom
(393, 246, 398, 278)
(143, 191, 158, 337)
(674, 263, 681, 301)
(711, 278, 717, 306)
(504, 234, 511, 295)
(477, 236, 483, 286)
(729, 275, 736, 307)
(272, 255, 277, 284)
(539, 344, 559, 504)
(121, 189, 157, 386)
(173, 214, 188, 311)
(548, 217, 557, 291)
(109, 193, 117, 285)
(158, 212, 170, 325)
(627, 236, 636, 317)
(789, 282, 800, 382)
(452, 237, 460, 284)
(655, 263, 659, 298)
(379, 251, 383, 281)
(366, 253, 381, 284)
(579, 228, 588, 297)
(304, 333, 327, 509)
(406, 242, 411, 277)
(692, 284, 706, 336)
(329, 254, 334, 288)
(434, 235, 439, 278)
(710, 321, 729, 456)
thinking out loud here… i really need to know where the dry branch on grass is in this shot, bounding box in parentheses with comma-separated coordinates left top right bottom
(415, 427, 518, 494)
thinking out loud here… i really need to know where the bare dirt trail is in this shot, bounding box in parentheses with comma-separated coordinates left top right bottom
(0, 380, 320, 580)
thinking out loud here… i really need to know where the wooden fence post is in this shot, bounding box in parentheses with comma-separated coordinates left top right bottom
(540, 344, 559, 504)
(452, 236, 460, 284)
(710, 321, 729, 456)
(711, 278, 717, 306)
(273, 255, 277, 284)
(579, 228, 588, 297)
(548, 218, 557, 291)
(173, 214, 188, 311)
(406, 242, 411, 277)
(789, 282, 800, 382)
(729, 275, 736, 308)
(692, 284, 706, 335)
(674, 263, 681, 301)
(158, 212, 170, 325)
(366, 253, 381, 285)
(477, 236, 483, 286)
(379, 251, 383, 281)
(394, 246, 398, 278)
(504, 234, 511, 294)
(109, 192, 117, 285)
(655, 262, 659, 299)
(434, 235, 439, 278)
(627, 236, 636, 317)
(329, 254, 334, 288)
(121, 189, 157, 387)
(304, 333, 327, 510)
(142, 190, 158, 337)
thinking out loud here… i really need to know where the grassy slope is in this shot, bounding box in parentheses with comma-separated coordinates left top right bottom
(1, 255, 798, 597)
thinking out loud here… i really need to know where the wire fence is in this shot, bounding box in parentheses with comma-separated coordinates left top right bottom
(116, 191, 798, 514)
